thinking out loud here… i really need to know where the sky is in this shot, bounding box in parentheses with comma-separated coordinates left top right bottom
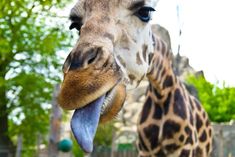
(153, 0, 235, 87)
(59, 0, 235, 87)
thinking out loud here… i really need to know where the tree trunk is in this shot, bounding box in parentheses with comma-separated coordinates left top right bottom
(0, 64, 14, 156)
(36, 133, 42, 157)
(48, 84, 62, 157)
(15, 134, 23, 157)
(0, 78, 14, 156)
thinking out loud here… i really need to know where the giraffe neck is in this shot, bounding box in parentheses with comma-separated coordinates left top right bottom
(147, 36, 177, 98)
(137, 36, 213, 157)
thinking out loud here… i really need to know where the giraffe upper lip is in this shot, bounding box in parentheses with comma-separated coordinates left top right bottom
(58, 67, 121, 110)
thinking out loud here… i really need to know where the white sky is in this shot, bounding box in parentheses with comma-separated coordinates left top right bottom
(153, 0, 235, 87)
(59, 0, 235, 87)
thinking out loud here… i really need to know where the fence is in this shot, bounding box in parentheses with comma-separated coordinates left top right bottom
(211, 122, 235, 157)
(3, 123, 234, 157)
(91, 151, 138, 157)
(90, 123, 235, 157)
(90, 146, 138, 157)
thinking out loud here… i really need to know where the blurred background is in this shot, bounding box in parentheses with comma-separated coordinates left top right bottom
(0, 0, 235, 157)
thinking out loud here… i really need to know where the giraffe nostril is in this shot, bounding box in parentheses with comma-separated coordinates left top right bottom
(68, 47, 101, 70)
(69, 54, 83, 70)
(87, 51, 98, 65)
(86, 47, 101, 65)
(87, 56, 96, 64)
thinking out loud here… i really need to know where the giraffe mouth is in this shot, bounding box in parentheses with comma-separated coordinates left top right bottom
(58, 59, 126, 153)
(71, 84, 126, 153)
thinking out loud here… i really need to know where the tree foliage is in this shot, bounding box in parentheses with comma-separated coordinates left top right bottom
(0, 0, 71, 155)
(187, 75, 235, 122)
(71, 122, 116, 157)
(94, 122, 116, 147)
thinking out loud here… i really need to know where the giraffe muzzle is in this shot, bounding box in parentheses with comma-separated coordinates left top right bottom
(59, 46, 126, 153)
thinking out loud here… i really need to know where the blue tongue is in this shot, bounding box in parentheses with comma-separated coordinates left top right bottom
(71, 95, 105, 153)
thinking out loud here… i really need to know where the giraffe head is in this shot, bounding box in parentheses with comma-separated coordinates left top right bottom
(58, 0, 159, 153)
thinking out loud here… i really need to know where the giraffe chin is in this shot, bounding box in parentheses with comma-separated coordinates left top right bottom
(70, 84, 126, 153)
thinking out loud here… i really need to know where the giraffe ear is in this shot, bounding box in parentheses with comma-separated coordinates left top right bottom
(63, 53, 72, 74)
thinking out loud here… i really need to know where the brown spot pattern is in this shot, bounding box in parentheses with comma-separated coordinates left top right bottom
(194, 99, 202, 111)
(165, 143, 180, 152)
(163, 75, 173, 89)
(142, 44, 148, 62)
(136, 52, 143, 65)
(199, 130, 207, 142)
(153, 103, 163, 119)
(140, 97, 152, 123)
(143, 124, 159, 149)
(196, 114, 203, 132)
(163, 120, 181, 139)
(173, 89, 187, 120)
(180, 149, 190, 157)
(179, 135, 185, 142)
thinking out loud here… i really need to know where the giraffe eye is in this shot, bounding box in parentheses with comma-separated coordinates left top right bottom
(69, 22, 82, 31)
(69, 15, 83, 31)
(135, 6, 155, 22)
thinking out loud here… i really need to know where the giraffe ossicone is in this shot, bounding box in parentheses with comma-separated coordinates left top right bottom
(58, 0, 213, 156)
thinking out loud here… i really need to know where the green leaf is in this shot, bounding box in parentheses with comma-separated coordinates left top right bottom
(186, 75, 235, 122)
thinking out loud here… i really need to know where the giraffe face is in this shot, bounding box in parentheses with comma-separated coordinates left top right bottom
(113, 0, 159, 88)
(59, 0, 159, 153)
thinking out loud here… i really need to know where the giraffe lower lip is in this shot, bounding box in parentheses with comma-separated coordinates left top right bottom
(100, 87, 116, 115)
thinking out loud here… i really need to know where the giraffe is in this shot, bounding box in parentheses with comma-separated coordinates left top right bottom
(58, 0, 213, 156)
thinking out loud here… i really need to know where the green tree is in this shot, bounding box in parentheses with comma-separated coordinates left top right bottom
(187, 75, 235, 122)
(0, 0, 71, 155)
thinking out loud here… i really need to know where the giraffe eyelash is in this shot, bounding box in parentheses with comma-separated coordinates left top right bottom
(135, 6, 155, 22)
(69, 22, 82, 31)
(69, 14, 83, 31)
